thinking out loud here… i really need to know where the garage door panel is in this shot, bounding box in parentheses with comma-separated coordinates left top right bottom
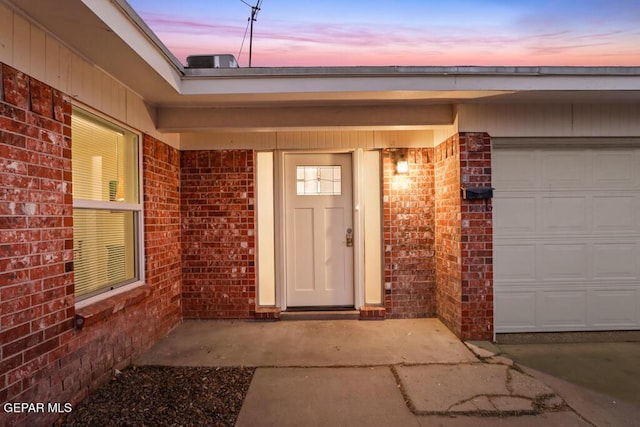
(593, 196, 638, 232)
(542, 196, 587, 233)
(494, 151, 538, 188)
(540, 244, 588, 280)
(495, 244, 536, 280)
(589, 289, 639, 327)
(495, 145, 640, 333)
(493, 197, 536, 235)
(592, 151, 636, 187)
(495, 292, 536, 329)
(542, 151, 586, 187)
(592, 243, 638, 279)
(538, 291, 587, 328)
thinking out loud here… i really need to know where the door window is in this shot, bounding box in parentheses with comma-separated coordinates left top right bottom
(296, 165, 342, 196)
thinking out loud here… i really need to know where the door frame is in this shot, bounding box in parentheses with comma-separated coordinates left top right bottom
(275, 149, 366, 311)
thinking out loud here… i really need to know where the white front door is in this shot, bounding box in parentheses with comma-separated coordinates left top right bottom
(284, 153, 354, 307)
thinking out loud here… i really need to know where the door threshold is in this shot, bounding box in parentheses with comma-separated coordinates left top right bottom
(286, 306, 354, 312)
(281, 308, 359, 321)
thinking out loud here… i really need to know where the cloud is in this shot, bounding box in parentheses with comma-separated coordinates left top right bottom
(142, 13, 246, 36)
(138, 5, 640, 67)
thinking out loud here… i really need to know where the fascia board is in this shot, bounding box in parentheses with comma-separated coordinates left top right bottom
(179, 72, 640, 97)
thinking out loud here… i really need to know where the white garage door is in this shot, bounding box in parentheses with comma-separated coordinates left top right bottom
(494, 143, 640, 332)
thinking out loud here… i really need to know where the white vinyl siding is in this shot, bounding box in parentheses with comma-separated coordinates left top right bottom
(179, 130, 435, 150)
(458, 104, 640, 138)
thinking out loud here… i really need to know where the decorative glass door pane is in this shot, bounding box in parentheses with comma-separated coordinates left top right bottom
(296, 166, 342, 195)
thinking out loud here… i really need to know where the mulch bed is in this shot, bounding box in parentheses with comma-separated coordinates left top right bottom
(59, 366, 255, 427)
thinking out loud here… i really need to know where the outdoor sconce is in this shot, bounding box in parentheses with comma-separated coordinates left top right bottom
(392, 148, 409, 174)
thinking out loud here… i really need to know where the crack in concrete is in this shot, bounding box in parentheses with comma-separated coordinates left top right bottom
(505, 365, 515, 395)
(391, 354, 577, 418)
(237, 359, 579, 420)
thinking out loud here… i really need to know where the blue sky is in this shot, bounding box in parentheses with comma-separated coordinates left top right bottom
(128, 0, 640, 67)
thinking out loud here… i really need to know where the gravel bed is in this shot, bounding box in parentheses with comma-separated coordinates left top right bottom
(59, 365, 255, 427)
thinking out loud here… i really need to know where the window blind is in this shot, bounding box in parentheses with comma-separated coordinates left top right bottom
(71, 113, 139, 203)
(73, 210, 136, 298)
(71, 109, 141, 300)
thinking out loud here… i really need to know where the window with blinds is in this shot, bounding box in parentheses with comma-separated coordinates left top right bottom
(71, 108, 141, 300)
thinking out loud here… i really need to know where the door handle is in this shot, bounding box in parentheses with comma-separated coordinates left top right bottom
(346, 228, 353, 247)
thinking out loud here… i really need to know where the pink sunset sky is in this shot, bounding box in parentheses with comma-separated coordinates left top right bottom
(128, 0, 640, 68)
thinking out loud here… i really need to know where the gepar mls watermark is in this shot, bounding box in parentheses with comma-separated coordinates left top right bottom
(3, 402, 72, 414)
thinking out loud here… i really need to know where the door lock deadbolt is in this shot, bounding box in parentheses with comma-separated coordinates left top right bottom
(346, 228, 354, 247)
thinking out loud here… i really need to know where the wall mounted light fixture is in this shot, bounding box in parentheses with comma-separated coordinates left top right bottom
(392, 148, 409, 174)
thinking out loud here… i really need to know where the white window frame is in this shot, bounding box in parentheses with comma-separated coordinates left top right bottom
(71, 106, 145, 308)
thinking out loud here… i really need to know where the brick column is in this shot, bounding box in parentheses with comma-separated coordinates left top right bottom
(434, 138, 462, 334)
(459, 133, 493, 340)
(434, 133, 493, 340)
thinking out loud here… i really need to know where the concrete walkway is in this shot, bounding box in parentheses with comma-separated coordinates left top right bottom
(136, 319, 640, 426)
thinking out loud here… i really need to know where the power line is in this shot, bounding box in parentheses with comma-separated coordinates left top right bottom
(237, 15, 251, 63)
(237, 0, 263, 67)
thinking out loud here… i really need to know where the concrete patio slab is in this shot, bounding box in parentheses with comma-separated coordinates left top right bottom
(237, 366, 588, 427)
(135, 318, 477, 367)
(396, 364, 559, 415)
(134, 319, 640, 426)
(509, 368, 555, 399)
(235, 367, 419, 427)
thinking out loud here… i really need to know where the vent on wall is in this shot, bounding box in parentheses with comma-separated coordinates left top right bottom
(186, 54, 239, 69)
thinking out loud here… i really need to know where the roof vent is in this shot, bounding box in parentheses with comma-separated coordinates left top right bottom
(186, 54, 239, 69)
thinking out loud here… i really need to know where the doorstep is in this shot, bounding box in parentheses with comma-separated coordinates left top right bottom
(280, 310, 360, 321)
(255, 306, 386, 321)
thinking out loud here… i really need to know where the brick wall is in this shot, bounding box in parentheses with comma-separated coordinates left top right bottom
(142, 134, 183, 334)
(0, 64, 182, 426)
(434, 137, 462, 334)
(433, 133, 494, 340)
(181, 150, 256, 318)
(1, 63, 75, 426)
(459, 133, 493, 340)
(382, 148, 436, 318)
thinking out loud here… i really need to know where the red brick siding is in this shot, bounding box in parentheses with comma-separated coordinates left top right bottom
(1, 64, 75, 426)
(433, 133, 494, 340)
(382, 148, 436, 318)
(434, 137, 462, 334)
(0, 64, 182, 426)
(180, 150, 256, 318)
(459, 133, 493, 340)
(142, 135, 183, 333)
